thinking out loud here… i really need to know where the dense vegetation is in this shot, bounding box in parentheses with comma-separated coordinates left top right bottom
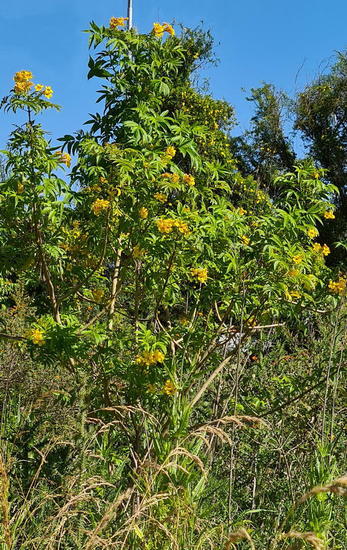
(0, 16, 346, 550)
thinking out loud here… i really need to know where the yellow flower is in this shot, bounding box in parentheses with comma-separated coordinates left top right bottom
(110, 16, 128, 28)
(174, 220, 190, 235)
(165, 146, 176, 159)
(241, 235, 250, 246)
(324, 210, 335, 219)
(17, 183, 25, 194)
(133, 245, 146, 259)
(43, 86, 53, 99)
(14, 70, 33, 82)
(136, 349, 165, 366)
(190, 267, 208, 284)
(312, 243, 322, 253)
(163, 23, 175, 36)
(30, 328, 45, 346)
(161, 172, 179, 183)
(292, 254, 303, 264)
(91, 199, 110, 215)
(163, 379, 177, 396)
(152, 349, 165, 363)
(14, 80, 32, 94)
(35, 84, 44, 92)
(154, 192, 167, 203)
(322, 244, 330, 256)
(55, 151, 71, 167)
(287, 269, 299, 278)
(328, 277, 346, 296)
(156, 218, 175, 233)
(156, 217, 190, 236)
(238, 207, 247, 215)
(99, 177, 108, 184)
(307, 227, 318, 239)
(179, 315, 189, 326)
(153, 22, 165, 37)
(139, 207, 148, 219)
(183, 174, 195, 186)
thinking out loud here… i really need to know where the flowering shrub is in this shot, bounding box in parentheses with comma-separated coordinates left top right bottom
(0, 16, 345, 550)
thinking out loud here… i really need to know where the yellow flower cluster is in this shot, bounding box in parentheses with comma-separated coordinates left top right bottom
(152, 22, 175, 37)
(255, 190, 267, 203)
(139, 207, 149, 219)
(287, 269, 299, 278)
(307, 227, 319, 239)
(156, 218, 190, 235)
(14, 70, 32, 82)
(238, 207, 247, 215)
(312, 243, 330, 256)
(328, 277, 346, 295)
(13, 71, 53, 98)
(34, 83, 53, 98)
(43, 86, 53, 99)
(55, 151, 71, 167)
(109, 16, 128, 28)
(161, 172, 180, 184)
(183, 174, 195, 186)
(163, 379, 177, 395)
(190, 267, 208, 284)
(30, 328, 45, 346)
(91, 199, 110, 215)
(164, 146, 176, 159)
(324, 210, 335, 219)
(14, 71, 33, 94)
(154, 192, 167, 203)
(136, 349, 165, 366)
(292, 254, 303, 264)
(241, 235, 250, 246)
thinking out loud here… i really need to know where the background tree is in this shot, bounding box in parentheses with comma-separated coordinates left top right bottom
(295, 52, 347, 265)
(231, 83, 296, 194)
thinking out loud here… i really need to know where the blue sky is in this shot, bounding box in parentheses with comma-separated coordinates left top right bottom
(1, 0, 347, 150)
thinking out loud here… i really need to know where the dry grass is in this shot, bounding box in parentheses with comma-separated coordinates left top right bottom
(0, 454, 12, 549)
(299, 475, 347, 502)
(224, 528, 255, 550)
(279, 530, 325, 550)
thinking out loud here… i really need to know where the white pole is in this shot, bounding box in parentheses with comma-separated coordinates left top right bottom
(127, 0, 133, 29)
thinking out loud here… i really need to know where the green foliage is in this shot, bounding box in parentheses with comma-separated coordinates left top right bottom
(0, 17, 345, 550)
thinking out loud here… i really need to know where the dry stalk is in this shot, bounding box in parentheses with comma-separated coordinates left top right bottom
(280, 530, 325, 550)
(299, 475, 347, 502)
(273, 474, 347, 547)
(85, 487, 133, 550)
(225, 527, 255, 550)
(0, 454, 12, 549)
